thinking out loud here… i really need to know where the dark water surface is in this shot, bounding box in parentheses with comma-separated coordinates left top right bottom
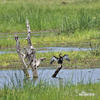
(0, 68, 100, 88)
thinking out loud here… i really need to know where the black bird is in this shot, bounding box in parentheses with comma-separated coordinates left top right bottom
(50, 53, 70, 65)
(50, 53, 70, 78)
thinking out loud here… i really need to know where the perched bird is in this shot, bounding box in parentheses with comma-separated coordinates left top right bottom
(35, 57, 46, 67)
(50, 53, 70, 65)
(50, 53, 70, 78)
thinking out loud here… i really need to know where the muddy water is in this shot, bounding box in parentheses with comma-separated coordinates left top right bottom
(0, 68, 100, 88)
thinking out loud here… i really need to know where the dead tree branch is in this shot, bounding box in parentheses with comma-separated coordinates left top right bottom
(15, 35, 29, 77)
(15, 19, 46, 78)
(52, 65, 62, 78)
(25, 19, 38, 78)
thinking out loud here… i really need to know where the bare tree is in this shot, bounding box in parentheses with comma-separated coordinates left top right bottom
(15, 19, 45, 78)
(15, 35, 29, 77)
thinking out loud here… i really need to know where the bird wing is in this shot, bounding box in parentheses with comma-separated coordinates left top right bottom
(63, 54, 70, 61)
(50, 56, 58, 64)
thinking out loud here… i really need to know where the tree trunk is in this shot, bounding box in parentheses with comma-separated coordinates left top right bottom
(15, 36, 29, 77)
(52, 65, 62, 78)
(26, 19, 38, 78)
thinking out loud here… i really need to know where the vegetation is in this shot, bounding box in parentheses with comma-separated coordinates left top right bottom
(0, 0, 100, 33)
(0, 51, 100, 69)
(0, 30, 100, 49)
(0, 81, 100, 100)
(0, 0, 100, 49)
(0, 0, 100, 99)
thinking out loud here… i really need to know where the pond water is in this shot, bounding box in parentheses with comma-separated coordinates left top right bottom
(0, 68, 100, 88)
(0, 47, 91, 54)
(38, 47, 91, 53)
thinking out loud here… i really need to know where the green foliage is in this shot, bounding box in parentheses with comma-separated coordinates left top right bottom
(0, 80, 100, 100)
(0, 51, 100, 68)
(89, 41, 100, 56)
(0, 0, 100, 32)
(0, 30, 99, 49)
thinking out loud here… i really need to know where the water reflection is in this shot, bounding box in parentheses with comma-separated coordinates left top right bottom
(0, 68, 100, 88)
(38, 47, 91, 53)
(0, 47, 91, 54)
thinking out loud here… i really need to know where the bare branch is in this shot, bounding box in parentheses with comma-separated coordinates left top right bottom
(26, 19, 32, 46)
(52, 65, 62, 78)
(15, 35, 29, 77)
(15, 35, 21, 53)
(15, 19, 45, 78)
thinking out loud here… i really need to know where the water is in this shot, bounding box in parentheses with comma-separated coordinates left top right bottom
(0, 51, 16, 54)
(0, 68, 100, 88)
(0, 47, 91, 54)
(38, 47, 91, 53)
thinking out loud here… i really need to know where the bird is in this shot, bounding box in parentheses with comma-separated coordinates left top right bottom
(35, 57, 46, 67)
(26, 57, 46, 68)
(50, 53, 70, 78)
(50, 53, 70, 65)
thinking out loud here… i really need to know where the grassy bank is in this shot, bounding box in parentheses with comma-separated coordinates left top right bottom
(0, 30, 100, 49)
(0, 51, 100, 69)
(0, 0, 100, 33)
(0, 0, 100, 49)
(0, 82, 100, 100)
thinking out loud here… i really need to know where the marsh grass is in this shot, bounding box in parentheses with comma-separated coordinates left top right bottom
(0, 72, 100, 100)
(89, 41, 100, 56)
(0, 30, 100, 49)
(0, 0, 100, 32)
(0, 0, 100, 49)
(0, 50, 100, 68)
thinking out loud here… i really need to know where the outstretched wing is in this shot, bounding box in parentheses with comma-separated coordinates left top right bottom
(50, 56, 58, 64)
(63, 54, 70, 61)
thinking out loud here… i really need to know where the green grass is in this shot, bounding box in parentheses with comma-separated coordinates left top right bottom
(0, 30, 100, 49)
(0, 1, 100, 99)
(0, 51, 100, 69)
(0, 69, 99, 100)
(0, 82, 100, 100)
(0, 0, 100, 49)
(0, 0, 100, 33)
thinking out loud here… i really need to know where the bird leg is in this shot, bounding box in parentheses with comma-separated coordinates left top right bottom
(52, 64, 62, 78)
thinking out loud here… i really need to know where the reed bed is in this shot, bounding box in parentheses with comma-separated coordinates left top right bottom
(0, 0, 100, 33)
(0, 30, 100, 49)
(0, 51, 100, 68)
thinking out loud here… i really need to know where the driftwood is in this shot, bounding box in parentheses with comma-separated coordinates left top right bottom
(52, 65, 62, 78)
(15, 19, 45, 78)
